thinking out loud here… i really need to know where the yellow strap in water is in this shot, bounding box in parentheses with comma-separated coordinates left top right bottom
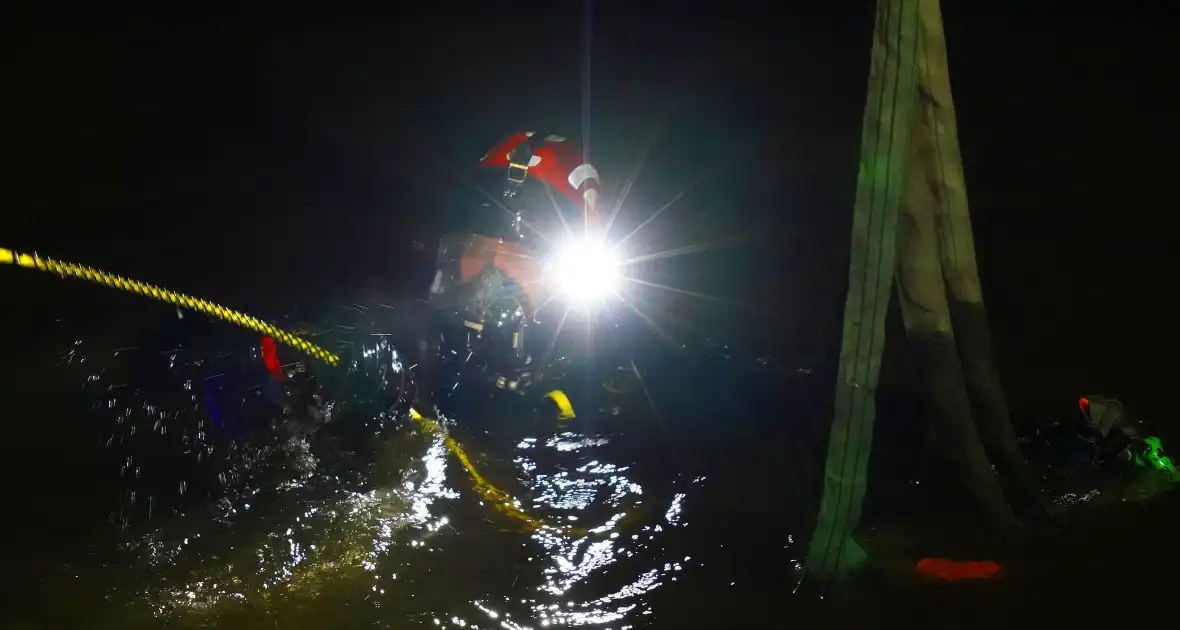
(410, 407, 580, 533)
(544, 390, 576, 420)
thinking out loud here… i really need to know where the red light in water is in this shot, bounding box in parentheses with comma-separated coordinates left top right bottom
(1079, 397, 1090, 412)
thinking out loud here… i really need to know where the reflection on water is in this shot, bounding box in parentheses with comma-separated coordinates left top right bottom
(447, 432, 701, 628)
(131, 430, 456, 619)
(50, 311, 706, 627)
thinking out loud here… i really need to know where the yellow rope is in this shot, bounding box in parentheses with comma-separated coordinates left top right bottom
(410, 408, 557, 531)
(2, 246, 586, 533)
(1, 247, 338, 366)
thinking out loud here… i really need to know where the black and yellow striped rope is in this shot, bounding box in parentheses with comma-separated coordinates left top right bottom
(3, 246, 591, 533)
(1, 247, 339, 366)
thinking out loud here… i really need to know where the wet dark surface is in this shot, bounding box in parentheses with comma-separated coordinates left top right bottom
(0, 297, 1177, 629)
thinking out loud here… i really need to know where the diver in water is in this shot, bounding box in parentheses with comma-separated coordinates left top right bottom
(413, 131, 602, 416)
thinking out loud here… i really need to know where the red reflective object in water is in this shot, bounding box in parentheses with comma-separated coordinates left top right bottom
(916, 558, 1002, 581)
(262, 336, 285, 382)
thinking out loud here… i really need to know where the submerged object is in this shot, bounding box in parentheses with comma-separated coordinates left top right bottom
(916, 558, 1002, 581)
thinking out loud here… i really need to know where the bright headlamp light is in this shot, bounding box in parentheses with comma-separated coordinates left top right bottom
(548, 238, 622, 304)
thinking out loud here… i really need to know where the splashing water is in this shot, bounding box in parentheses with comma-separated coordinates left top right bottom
(41, 304, 713, 628)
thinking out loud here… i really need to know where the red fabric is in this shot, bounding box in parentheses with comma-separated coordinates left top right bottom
(479, 132, 533, 168)
(262, 336, 285, 382)
(916, 558, 1002, 581)
(480, 132, 600, 216)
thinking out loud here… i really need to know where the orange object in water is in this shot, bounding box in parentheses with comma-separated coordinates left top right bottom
(916, 558, 1002, 581)
(262, 335, 285, 382)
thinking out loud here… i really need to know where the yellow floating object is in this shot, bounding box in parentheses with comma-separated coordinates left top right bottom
(1, 246, 339, 366)
(544, 389, 576, 420)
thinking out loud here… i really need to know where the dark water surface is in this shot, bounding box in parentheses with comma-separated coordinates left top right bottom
(1, 297, 1177, 629)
